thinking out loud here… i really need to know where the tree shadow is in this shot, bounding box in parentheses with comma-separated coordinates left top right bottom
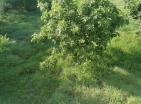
(103, 47, 141, 97)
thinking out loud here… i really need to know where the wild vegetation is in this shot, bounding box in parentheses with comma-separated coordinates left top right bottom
(0, 0, 141, 104)
(0, 0, 37, 13)
(126, 0, 141, 18)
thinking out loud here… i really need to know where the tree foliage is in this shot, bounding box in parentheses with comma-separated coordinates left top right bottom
(33, 0, 124, 61)
(0, 35, 9, 52)
(126, 0, 141, 18)
(0, 0, 37, 13)
(0, 0, 11, 13)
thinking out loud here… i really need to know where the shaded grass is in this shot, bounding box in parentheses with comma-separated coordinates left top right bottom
(0, 11, 51, 104)
(0, 11, 40, 40)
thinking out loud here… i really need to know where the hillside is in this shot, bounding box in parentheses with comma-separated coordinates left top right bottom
(0, 0, 141, 104)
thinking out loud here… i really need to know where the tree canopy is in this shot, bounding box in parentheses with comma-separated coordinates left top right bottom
(33, 0, 124, 61)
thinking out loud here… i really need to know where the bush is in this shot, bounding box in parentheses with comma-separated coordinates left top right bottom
(0, 35, 9, 52)
(0, 0, 12, 13)
(33, 0, 124, 60)
(126, 0, 141, 18)
(32, 0, 124, 83)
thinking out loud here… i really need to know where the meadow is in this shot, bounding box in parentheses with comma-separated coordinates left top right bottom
(0, 0, 141, 104)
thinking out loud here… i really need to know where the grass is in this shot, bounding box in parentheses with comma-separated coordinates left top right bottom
(0, 11, 50, 104)
(0, 1, 141, 104)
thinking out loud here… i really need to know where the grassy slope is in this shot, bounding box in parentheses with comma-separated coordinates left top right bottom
(0, 11, 50, 104)
(0, 0, 141, 104)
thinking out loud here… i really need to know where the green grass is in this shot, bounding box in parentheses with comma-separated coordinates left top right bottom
(0, 11, 50, 104)
(0, 1, 141, 104)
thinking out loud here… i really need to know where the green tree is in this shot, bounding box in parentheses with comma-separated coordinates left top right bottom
(33, 0, 124, 61)
(126, 0, 141, 18)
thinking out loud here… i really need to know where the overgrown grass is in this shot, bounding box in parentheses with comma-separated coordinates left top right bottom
(0, 11, 51, 104)
(0, 1, 141, 104)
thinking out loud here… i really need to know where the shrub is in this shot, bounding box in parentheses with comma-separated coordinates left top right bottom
(0, 35, 9, 52)
(0, 0, 12, 13)
(32, 0, 124, 82)
(0, 0, 37, 13)
(33, 0, 124, 60)
(126, 0, 141, 18)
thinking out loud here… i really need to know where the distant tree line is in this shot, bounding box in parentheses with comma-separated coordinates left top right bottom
(0, 0, 37, 13)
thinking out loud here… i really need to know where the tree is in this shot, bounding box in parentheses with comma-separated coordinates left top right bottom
(126, 0, 141, 19)
(125, 0, 141, 34)
(33, 0, 124, 61)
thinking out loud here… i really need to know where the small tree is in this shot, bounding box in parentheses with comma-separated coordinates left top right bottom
(125, 0, 141, 34)
(126, 0, 141, 19)
(33, 0, 124, 61)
